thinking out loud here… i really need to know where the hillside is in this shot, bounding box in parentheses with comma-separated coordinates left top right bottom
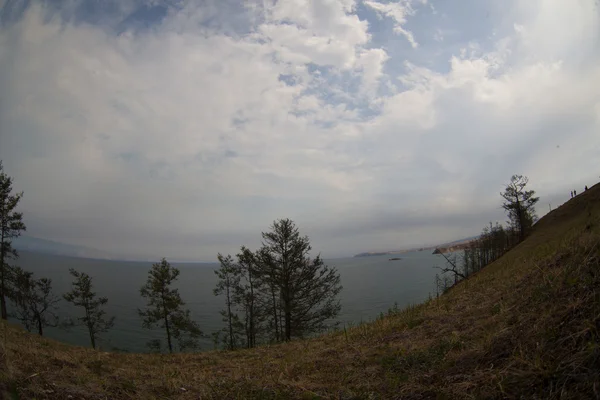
(1, 184, 599, 399)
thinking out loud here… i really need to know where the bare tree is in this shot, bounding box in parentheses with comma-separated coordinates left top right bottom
(10, 267, 59, 336)
(434, 252, 466, 284)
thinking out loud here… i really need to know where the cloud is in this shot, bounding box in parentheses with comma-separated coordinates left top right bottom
(258, 0, 369, 69)
(1, 0, 599, 261)
(364, 0, 427, 48)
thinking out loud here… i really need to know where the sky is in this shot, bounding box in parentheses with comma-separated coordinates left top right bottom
(0, 0, 599, 262)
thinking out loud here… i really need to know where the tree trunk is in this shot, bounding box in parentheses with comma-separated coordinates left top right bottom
(226, 282, 234, 350)
(282, 244, 291, 341)
(1, 229, 7, 320)
(284, 288, 291, 341)
(515, 195, 525, 242)
(285, 310, 291, 341)
(85, 302, 96, 349)
(270, 286, 279, 342)
(165, 315, 172, 353)
(37, 316, 43, 336)
(162, 291, 173, 353)
(90, 327, 96, 350)
(248, 273, 255, 348)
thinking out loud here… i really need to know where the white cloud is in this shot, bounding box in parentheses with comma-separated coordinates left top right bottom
(355, 48, 389, 96)
(510, 0, 600, 64)
(1, 0, 599, 260)
(364, 0, 427, 48)
(259, 0, 369, 69)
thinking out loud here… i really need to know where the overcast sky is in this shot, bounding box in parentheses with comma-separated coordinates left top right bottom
(0, 0, 599, 261)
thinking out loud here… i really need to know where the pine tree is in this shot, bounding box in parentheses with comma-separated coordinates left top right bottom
(0, 161, 27, 320)
(63, 269, 115, 349)
(501, 175, 539, 242)
(258, 219, 342, 341)
(254, 247, 282, 342)
(10, 267, 59, 336)
(138, 258, 202, 353)
(213, 247, 269, 349)
(213, 254, 243, 350)
(235, 246, 264, 348)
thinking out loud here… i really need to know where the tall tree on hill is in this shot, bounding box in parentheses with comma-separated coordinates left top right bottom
(10, 267, 59, 336)
(254, 246, 282, 342)
(235, 246, 264, 348)
(258, 219, 342, 341)
(0, 161, 27, 320)
(63, 269, 115, 349)
(213, 253, 243, 350)
(213, 247, 267, 349)
(501, 175, 539, 242)
(138, 258, 202, 353)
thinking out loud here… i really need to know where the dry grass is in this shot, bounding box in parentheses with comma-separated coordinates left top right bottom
(1, 184, 600, 399)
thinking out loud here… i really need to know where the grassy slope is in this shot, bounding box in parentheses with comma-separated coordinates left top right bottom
(1, 184, 599, 400)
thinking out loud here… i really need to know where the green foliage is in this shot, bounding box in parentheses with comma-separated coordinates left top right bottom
(0, 161, 27, 320)
(63, 269, 115, 349)
(213, 247, 270, 350)
(214, 219, 343, 346)
(9, 266, 59, 336)
(258, 218, 342, 341)
(138, 258, 202, 353)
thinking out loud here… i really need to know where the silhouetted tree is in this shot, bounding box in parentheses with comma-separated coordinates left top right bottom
(138, 258, 202, 353)
(214, 247, 269, 349)
(63, 269, 115, 349)
(254, 247, 282, 342)
(0, 161, 26, 320)
(213, 254, 243, 350)
(501, 175, 539, 242)
(235, 246, 264, 348)
(10, 267, 59, 336)
(257, 219, 342, 341)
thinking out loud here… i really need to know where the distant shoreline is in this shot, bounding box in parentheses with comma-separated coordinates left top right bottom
(353, 248, 433, 258)
(353, 235, 479, 257)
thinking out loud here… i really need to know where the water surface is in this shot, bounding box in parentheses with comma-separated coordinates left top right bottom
(11, 250, 444, 352)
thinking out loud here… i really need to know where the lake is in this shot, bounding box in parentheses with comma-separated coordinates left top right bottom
(9, 250, 445, 352)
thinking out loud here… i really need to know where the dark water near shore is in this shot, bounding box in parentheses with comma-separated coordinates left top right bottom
(10, 250, 444, 352)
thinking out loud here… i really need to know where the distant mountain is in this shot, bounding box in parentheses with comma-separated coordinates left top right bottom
(12, 236, 118, 260)
(11, 236, 215, 263)
(353, 247, 435, 258)
(439, 235, 479, 246)
(352, 235, 480, 258)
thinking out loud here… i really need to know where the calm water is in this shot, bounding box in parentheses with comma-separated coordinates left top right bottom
(10, 250, 444, 352)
